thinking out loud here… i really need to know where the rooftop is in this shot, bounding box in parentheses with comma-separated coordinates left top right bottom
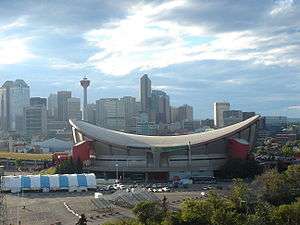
(70, 115, 260, 148)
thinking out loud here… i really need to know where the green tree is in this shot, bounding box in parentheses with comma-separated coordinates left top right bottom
(210, 208, 242, 225)
(270, 201, 300, 225)
(228, 179, 255, 214)
(281, 145, 295, 157)
(246, 200, 274, 225)
(133, 201, 164, 225)
(14, 159, 23, 168)
(161, 211, 182, 225)
(284, 164, 300, 194)
(253, 169, 294, 205)
(220, 159, 262, 179)
(55, 159, 82, 174)
(180, 198, 212, 225)
(180, 192, 244, 225)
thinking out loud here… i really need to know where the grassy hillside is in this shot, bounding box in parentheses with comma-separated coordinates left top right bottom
(0, 151, 52, 161)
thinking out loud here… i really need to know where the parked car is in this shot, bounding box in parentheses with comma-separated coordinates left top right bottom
(162, 187, 170, 192)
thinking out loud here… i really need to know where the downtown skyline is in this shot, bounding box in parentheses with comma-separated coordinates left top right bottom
(0, 0, 300, 118)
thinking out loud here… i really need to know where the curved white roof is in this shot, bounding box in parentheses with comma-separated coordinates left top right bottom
(70, 115, 259, 148)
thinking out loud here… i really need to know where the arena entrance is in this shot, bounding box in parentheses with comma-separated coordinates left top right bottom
(147, 172, 169, 182)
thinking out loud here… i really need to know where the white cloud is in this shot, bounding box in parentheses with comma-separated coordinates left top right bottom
(0, 17, 34, 65)
(288, 105, 300, 110)
(49, 58, 89, 70)
(84, 0, 209, 76)
(0, 17, 27, 32)
(270, 0, 294, 16)
(84, 0, 300, 76)
(0, 37, 35, 65)
(222, 79, 244, 85)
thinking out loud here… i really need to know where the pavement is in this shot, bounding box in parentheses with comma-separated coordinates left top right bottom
(4, 183, 232, 225)
(5, 191, 133, 225)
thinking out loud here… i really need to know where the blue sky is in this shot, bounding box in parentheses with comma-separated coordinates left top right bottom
(0, 0, 299, 119)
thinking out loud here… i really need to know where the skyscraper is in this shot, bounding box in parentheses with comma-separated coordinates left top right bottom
(86, 103, 97, 125)
(170, 106, 179, 123)
(150, 90, 170, 124)
(96, 98, 125, 131)
(80, 77, 90, 121)
(57, 91, 71, 121)
(25, 97, 48, 137)
(0, 79, 30, 134)
(24, 105, 47, 137)
(30, 97, 47, 107)
(178, 104, 193, 122)
(140, 74, 151, 113)
(121, 96, 137, 132)
(47, 93, 58, 119)
(242, 112, 256, 120)
(213, 102, 230, 128)
(67, 97, 82, 120)
(223, 110, 243, 126)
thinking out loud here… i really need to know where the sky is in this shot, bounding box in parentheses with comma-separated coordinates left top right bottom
(0, 0, 299, 119)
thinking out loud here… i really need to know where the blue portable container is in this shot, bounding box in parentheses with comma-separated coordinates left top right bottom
(77, 174, 87, 187)
(21, 176, 31, 189)
(59, 175, 69, 189)
(40, 175, 50, 189)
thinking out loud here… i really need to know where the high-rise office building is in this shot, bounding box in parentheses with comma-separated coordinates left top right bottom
(140, 74, 151, 113)
(178, 104, 193, 122)
(121, 96, 137, 133)
(47, 120, 68, 138)
(183, 120, 201, 131)
(223, 110, 243, 126)
(264, 116, 287, 133)
(213, 102, 230, 128)
(96, 98, 125, 131)
(24, 105, 47, 137)
(136, 101, 141, 113)
(201, 119, 214, 128)
(86, 103, 97, 125)
(25, 97, 48, 137)
(30, 97, 47, 107)
(170, 106, 179, 123)
(242, 112, 256, 120)
(136, 112, 157, 135)
(150, 90, 170, 124)
(57, 91, 71, 121)
(67, 97, 82, 120)
(0, 79, 30, 134)
(48, 93, 58, 119)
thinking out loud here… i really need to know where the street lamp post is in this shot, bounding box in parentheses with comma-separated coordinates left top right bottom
(115, 163, 119, 181)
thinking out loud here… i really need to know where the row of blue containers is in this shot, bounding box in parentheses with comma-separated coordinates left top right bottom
(1, 173, 96, 193)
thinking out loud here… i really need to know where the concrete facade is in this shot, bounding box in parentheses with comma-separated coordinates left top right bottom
(214, 102, 230, 128)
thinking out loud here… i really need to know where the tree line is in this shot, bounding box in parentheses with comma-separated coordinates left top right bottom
(103, 164, 300, 225)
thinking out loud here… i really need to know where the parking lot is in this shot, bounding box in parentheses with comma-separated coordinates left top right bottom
(4, 182, 232, 225)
